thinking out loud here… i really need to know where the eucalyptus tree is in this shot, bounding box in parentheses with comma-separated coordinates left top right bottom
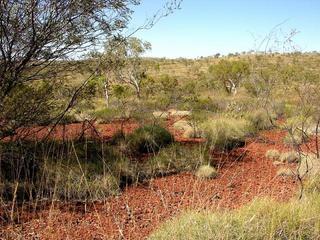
(211, 59, 250, 95)
(100, 37, 151, 105)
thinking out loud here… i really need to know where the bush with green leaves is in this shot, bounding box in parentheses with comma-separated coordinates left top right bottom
(127, 125, 173, 154)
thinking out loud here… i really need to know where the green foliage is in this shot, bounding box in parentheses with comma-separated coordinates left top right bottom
(201, 117, 251, 151)
(127, 125, 173, 154)
(92, 107, 121, 122)
(142, 144, 209, 176)
(0, 140, 131, 201)
(43, 162, 120, 201)
(211, 59, 250, 93)
(149, 194, 320, 240)
(0, 82, 57, 137)
(246, 109, 275, 132)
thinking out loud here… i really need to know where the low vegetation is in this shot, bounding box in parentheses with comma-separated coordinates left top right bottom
(195, 165, 218, 179)
(201, 117, 251, 151)
(280, 151, 300, 163)
(265, 149, 280, 161)
(149, 193, 320, 240)
(126, 125, 173, 154)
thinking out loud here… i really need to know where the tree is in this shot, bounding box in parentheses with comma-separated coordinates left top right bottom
(0, 0, 141, 138)
(98, 36, 151, 105)
(211, 59, 250, 95)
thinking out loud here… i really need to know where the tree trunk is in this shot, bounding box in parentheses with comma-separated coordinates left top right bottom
(104, 77, 110, 107)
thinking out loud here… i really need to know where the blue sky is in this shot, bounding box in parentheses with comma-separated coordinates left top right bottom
(128, 0, 320, 58)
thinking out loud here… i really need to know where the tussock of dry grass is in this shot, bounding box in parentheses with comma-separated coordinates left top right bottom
(280, 151, 299, 163)
(195, 165, 218, 179)
(265, 149, 280, 161)
(149, 194, 320, 240)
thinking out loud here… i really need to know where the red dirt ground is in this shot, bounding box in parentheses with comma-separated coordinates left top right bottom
(1, 129, 298, 240)
(3, 117, 204, 143)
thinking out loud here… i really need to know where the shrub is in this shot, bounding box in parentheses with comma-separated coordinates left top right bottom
(149, 195, 320, 240)
(246, 109, 274, 132)
(195, 165, 218, 179)
(279, 151, 300, 163)
(109, 130, 126, 145)
(265, 149, 280, 161)
(282, 116, 313, 145)
(92, 108, 120, 123)
(201, 117, 251, 151)
(127, 125, 173, 154)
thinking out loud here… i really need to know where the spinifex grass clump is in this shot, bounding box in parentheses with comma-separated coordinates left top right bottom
(245, 109, 275, 132)
(127, 125, 173, 154)
(201, 117, 251, 151)
(279, 151, 300, 163)
(265, 149, 280, 161)
(142, 143, 209, 177)
(149, 194, 320, 240)
(195, 165, 218, 179)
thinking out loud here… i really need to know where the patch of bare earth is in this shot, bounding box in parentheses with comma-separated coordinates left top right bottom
(0, 129, 298, 239)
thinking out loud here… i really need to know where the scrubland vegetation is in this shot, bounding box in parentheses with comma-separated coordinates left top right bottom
(1, 0, 320, 239)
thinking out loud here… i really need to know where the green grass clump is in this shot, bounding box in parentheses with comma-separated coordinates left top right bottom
(246, 109, 275, 132)
(265, 149, 280, 161)
(149, 194, 320, 240)
(42, 162, 120, 201)
(195, 165, 218, 179)
(142, 143, 208, 177)
(127, 125, 173, 154)
(201, 117, 251, 151)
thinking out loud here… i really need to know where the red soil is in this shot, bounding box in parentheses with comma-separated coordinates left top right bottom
(3, 117, 204, 143)
(1, 129, 298, 240)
